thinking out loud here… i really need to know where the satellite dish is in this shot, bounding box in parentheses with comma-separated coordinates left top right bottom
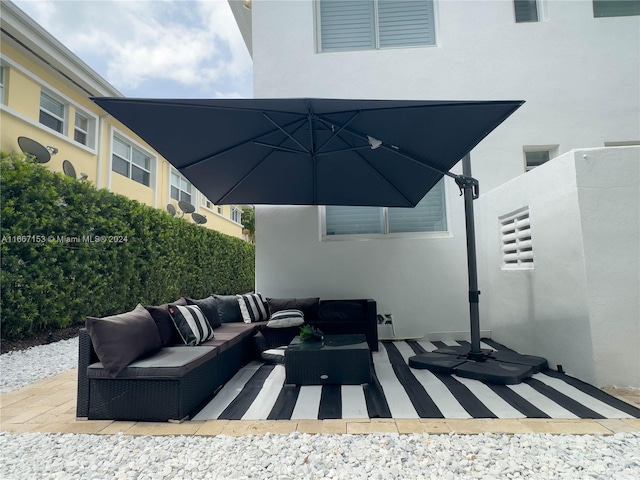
(167, 204, 177, 217)
(192, 213, 207, 225)
(18, 136, 53, 163)
(62, 160, 77, 179)
(178, 200, 195, 214)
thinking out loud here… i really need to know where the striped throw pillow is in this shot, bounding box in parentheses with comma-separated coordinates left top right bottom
(237, 293, 270, 323)
(266, 309, 304, 328)
(168, 304, 214, 346)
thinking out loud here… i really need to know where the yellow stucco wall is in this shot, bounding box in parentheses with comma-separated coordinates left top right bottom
(1, 42, 245, 239)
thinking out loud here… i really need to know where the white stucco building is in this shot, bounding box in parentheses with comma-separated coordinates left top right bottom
(231, 0, 640, 387)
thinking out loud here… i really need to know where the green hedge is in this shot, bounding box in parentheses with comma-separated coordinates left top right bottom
(0, 153, 255, 339)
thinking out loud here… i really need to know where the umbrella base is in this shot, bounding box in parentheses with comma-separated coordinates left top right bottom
(407, 352, 467, 374)
(408, 347, 548, 385)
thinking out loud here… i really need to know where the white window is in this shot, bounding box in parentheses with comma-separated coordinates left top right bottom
(112, 135, 152, 186)
(593, 0, 640, 17)
(170, 169, 192, 204)
(524, 145, 557, 171)
(325, 178, 446, 236)
(500, 208, 533, 268)
(73, 111, 96, 148)
(217, 205, 223, 214)
(39, 91, 65, 134)
(74, 112, 88, 145)
(318, 0, 436, 52)
(0, 65, 5, 104)
(525, 151, 550, 171)
(201, 196, 214, 210)
(514, 0, 539, 22)
(231, 206, 242, 223)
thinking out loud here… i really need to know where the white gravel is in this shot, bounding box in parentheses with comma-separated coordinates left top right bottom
(0, 431, 638, 479)
(0, 337, 79, 393)
(1, 339, 639, 479)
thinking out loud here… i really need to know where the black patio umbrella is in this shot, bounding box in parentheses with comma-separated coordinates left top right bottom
(92, 97, 547, 384)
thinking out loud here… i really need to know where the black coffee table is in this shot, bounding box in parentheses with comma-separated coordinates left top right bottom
(285, 334, 372, 385)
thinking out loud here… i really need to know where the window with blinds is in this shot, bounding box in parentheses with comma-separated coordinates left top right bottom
(325, 178, 447, 236)
(514, 0, 539, 23)
(500, 208, 533, 268)
(593, 0, 640, 18)
(319, 0, 436, 52)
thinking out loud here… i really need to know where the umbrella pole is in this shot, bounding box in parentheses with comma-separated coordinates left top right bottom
(456, 174, 485, 361)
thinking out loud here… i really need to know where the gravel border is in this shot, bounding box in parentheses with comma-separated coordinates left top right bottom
(0, 431, 638, 479)
(0, 337, 79, 393)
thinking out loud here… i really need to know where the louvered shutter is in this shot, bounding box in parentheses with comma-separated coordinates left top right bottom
(378, 0, 436, 47)
(320, 0, 375, 51)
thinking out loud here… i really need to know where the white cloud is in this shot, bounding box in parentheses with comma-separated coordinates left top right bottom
(14, 0, 252, 98)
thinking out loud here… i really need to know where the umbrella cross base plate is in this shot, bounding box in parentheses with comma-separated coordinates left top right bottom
(408, 347, 548, 385)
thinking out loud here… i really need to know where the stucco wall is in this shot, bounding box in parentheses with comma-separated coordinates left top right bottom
(477, 147, 639, 388)
(255, 178, 476, 339)
(252, 0, 640, 191)
(250, 2, 639, 386)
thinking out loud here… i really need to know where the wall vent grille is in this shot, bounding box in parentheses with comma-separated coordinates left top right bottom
(500, 208, 533, 268)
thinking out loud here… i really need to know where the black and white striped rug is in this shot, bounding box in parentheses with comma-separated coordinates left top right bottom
(193, 340, 640, 421)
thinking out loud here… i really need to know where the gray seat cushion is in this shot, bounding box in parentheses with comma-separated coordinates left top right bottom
(200, 322, 259, 352)
(87, 346, 217, 379)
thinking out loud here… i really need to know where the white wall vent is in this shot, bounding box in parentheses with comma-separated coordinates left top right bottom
(500, 207, 533, 268)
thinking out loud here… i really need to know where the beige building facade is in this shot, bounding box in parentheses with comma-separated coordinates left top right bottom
(1, 1, 246, 239)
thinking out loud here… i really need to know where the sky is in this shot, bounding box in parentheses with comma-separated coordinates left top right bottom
(14, 0, 253, 99)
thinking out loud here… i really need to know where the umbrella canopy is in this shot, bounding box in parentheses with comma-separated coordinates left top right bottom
(91, 96, 545, 384)
(91, 97, 523, 207)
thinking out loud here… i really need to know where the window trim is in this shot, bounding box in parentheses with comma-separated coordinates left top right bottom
(109, 129, 155, 188)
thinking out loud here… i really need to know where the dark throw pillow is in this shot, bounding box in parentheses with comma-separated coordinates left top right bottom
(213, 294, 244, 323)
(237, 293, 270, 323)
(85, 303, 162, 378)
(145, 297, 187, 347)
(185, 296, 222, 328)
(168, 304, 215, 346)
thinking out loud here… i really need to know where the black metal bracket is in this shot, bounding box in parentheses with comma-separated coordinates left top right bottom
(455, 175, 479, 200)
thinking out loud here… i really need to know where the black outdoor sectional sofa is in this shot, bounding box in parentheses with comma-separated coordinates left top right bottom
(76, 295, 377, 422)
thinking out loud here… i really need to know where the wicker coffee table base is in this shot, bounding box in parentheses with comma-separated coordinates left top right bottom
(285, 334, 372, 385)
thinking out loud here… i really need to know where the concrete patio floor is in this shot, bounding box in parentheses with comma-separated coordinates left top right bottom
(2, 369, 639, 437)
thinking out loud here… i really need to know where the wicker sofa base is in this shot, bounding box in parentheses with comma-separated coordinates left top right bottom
(77, 329, 253, 422)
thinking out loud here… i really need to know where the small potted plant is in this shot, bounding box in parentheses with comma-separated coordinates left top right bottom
(299, 325, 324, 342)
